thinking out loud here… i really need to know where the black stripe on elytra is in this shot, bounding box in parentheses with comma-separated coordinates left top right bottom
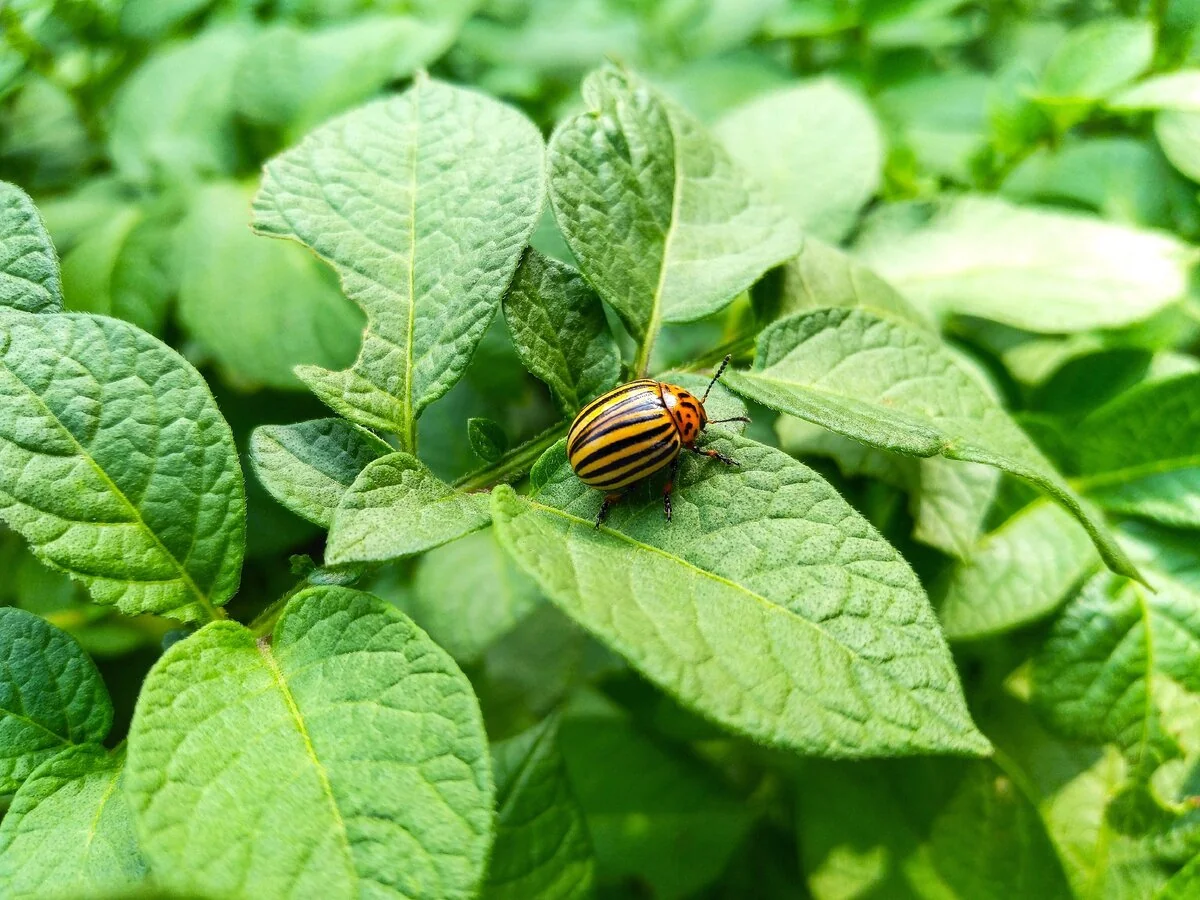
(569, 396, 663, 453)
(574, 421, 676, 473)
(589, 441, 680, 489)
(581, 433, 678, 482)
(571, 409, 668, 457)
(575, 380, 657, 421)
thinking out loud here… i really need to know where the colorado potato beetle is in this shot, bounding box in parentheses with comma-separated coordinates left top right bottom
(566, 355, 749, 526)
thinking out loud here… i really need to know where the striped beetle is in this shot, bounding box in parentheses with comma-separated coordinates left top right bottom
(566, 355, 749, 526)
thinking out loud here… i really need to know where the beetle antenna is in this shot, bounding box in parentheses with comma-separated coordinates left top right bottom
(702, 354, 733, 404)
(707, 415, 751, 424)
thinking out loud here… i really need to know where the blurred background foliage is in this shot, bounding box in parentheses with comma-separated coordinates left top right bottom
(4, 0, 1200, 897)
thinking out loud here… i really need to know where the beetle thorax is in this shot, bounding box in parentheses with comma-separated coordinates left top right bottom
(659, 383, 707, 447)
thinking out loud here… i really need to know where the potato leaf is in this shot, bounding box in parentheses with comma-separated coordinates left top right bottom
(0, 180, 61, 313)
(0, 309, 246, 622)
(125, 586, 494, 899)
(253, 75, 544, 447)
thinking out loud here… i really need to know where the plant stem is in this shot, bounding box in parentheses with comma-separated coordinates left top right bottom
(453, 421, 568, 492)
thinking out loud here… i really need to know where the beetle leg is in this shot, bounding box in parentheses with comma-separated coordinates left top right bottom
(688, 446, 739, 467)
(595, 492, 622, 528)
(662, 456, 682, 522)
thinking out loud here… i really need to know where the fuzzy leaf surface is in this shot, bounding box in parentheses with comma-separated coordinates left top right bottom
(0, 607, 111, 793)
(547, 64, 802, 366)
(1075, 372, 1200, 529)
(723, 307, 1138, 580)
(125, 586, 493, 900)
(250, 418, 392, 528)
(484, 715, 594, 900)
(938, 501, 1100, 641)
(855, 196, 1195, 333)
(0, 310, 245, 621)
(503, 249, 621, 414)
(326, 452, 491, 564)
(492, 435, 989, 757)
(0, 745, 145, 899)
(252, 76, 543, 446)
(715, 78, 883, 242)
(0, 181, 62, 313)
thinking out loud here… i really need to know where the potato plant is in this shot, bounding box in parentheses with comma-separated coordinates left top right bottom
(1, 2, 1200, 898)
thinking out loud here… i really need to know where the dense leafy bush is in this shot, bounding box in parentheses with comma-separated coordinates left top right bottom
(2, 1, 1200, 898)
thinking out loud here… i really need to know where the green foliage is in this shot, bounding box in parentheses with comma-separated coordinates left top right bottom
(3, 1, 1200, 896)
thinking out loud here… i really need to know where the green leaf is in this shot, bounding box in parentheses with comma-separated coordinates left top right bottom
(250, 418, 392, 528)
(0, 180, 62, 313)
(1156, 112, 1200, 187)
(876, 72, 990, 183)
(547, 63, 803, 372)
(485, 715, 594, 900)
(1032, 574, 1200, 772)
(855, 196, 1196, 333)
(252, 75, 544, 447)
(723, 307, 1140, 581)
(1037, 20, 1153, 120)
(559, 708, 751, 899)
(0, 310, 246, 621)
(1075, 372, 1200, 529)
(408, 527, 542, 664)
(125, 585, 494, 899)
(492, 434, 990, 757)
(0, 745, 146, 899)
(178, 181, 363, 390)
(767, 235, 930, 329)
(0, 607, 112, 794)
(797, 757, 1074, 900)
(776, 417, 997, 559)
(1111, 71, 1200, 112)
(502, 249, 621, 414)
(119, 0, 217, 38)
(326, 452, 491, 564)
(468, 417, 509, 463)
(59, 201, 174, 335)
(235, 11, 473, 135)
(108, 26, 253, 185)
(1161, 854, 1200, 898)
(937, 500, 1100, 641)
(715, 78, 883, 242)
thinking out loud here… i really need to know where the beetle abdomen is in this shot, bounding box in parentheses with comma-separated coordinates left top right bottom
(568, 380, 682, 491)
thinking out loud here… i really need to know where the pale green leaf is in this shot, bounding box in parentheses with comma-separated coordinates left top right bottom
(252, 76, 544, 447)
(1161, 855, 1200, 898)
(1038, 20, 1153, 105)
(559, 708, 750, 899)
(1111, 71, 1200, 112)
(250, 418, 392, 528)
(467, 418, 509, 463)
(235, 11, 473, 135)
(108, 26, 253, 184)
(715, 78, 883, 242)
(547, 63, 803, 371)
(503, 249, 621, 414)
(855, 196, 1196, 332)
(484, 715, 594, 900)
(876, 73, 990, 183)
(0, 607, 111, 793)
(937, 501, 1100, 641)
(178, 181, 362, 390)
(0, 180, 61, 313)
(0, 745, 146, 899)
(1075, 372, 1200, 529)
(0, 310, 246, 622)
(326, 452, 491, 565)
(59, 202, 173, 335)
(119, 0, 216, 38)
(723, 307, 1140, 581)
(408, 528, 542, 664)
(1156, 112, 1200, 183)
(492, 434, 990, 757)
(768, 235, 930, 329)
(776, 416, 997, 559)
(125, 586, 493, 900)
(797, 757, 1073, 900)
(1033, 574, 1200, 771)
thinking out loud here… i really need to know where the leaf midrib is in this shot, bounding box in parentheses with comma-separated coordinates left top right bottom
(0, 353, 218, 620)
(402, 82, 421, 451)
(522, 496, 971, 737)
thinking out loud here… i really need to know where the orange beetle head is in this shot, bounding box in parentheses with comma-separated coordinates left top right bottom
(659, 384, 707, 447)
